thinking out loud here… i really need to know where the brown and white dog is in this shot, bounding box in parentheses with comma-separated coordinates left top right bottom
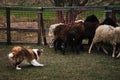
(8, 46, 44, 70)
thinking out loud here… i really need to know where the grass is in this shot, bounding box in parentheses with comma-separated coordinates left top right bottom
(0, 45, 120, 80)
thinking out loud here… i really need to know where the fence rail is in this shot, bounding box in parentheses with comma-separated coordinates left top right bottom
(0, 6, 120, 45)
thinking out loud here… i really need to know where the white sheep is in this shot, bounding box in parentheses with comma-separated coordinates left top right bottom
(48, 23, 64, 48)
(88, 24, 120, 58)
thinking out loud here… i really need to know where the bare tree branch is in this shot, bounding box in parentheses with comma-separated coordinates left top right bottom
(109, 0, 115, 5)
(79, 0, 88, 6)
(53, 0, 65, 6)
(52, 0, 89, 7)
(49, 0, 54, 5)
(66, 0, 88, 6)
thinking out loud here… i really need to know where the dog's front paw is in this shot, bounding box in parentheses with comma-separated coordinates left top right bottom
(16, 66, 21, 70)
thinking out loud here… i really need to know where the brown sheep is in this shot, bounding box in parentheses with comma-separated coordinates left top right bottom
(54, 22, 85, 54)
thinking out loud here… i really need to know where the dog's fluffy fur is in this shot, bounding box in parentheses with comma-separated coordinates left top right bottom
(8, 46, 44, 70)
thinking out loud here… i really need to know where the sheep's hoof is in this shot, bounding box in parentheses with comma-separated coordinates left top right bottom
(116, 53, 120, 58)
(112, 55, 115, 58)
(116, 55, 119, 58)
(88, 51, 91, 54)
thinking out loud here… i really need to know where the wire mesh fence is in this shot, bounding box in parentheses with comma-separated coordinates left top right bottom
(43, 8, 106, 44)
(0, 9, 7, 42)
(0, 7, 41, 44)
(10, 10, 38, 43)
(0, 6, 120, 45)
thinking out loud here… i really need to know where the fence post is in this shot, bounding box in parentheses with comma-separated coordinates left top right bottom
(105, 6, 116, 22)
(38, 10, 42, 45)
(6, 7, 11, 45)
(38, 8, 47, 45)
(105, 6, 112, 18)
(111, 10, 116, 23)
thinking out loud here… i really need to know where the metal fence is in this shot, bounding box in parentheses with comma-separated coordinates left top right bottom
(0, 6, 120, 45)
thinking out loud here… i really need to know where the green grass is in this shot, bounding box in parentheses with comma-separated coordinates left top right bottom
(0, 45, 120, 80)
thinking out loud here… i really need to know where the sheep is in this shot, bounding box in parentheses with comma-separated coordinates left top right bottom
(63, 22, 85, 54)
(53, 24, 67, 53)
(84, 14, 99, 23)
(101, 17, 117, 27)
(53, 22, 85, 54)
(53, 14, 99, 54)
(48, 23, 64, 48)
(88, 24, 120, 58)
(48, 19, 84, 48)
(80, 14, 99, 46)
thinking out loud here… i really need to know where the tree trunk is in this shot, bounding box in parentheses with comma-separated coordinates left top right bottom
(53, 0, 88, 23)
(66, 0, 88, 23)
(57, 11, 65, 23)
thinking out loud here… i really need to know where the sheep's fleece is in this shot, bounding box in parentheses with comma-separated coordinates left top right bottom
(88, 24, 120, 58)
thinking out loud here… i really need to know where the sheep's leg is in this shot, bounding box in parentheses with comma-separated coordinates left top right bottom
(116, 48, 120, 54)
(61, 42, 66, 55)
(88, 42, 94, 54)
(48, 38, 54, 48)
(76, 45, 79, 54)
(95, 44, 100, 51)
(101, 46, 108, 54)
(53, 40, 57, 52)
(79, 38, 84, 49)
(116, 48, 120, 58)
(112, 45, 116, 57)
(116, 52, 120, 58)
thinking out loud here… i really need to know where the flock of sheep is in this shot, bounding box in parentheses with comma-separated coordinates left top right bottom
(48, 14, 120, 58)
